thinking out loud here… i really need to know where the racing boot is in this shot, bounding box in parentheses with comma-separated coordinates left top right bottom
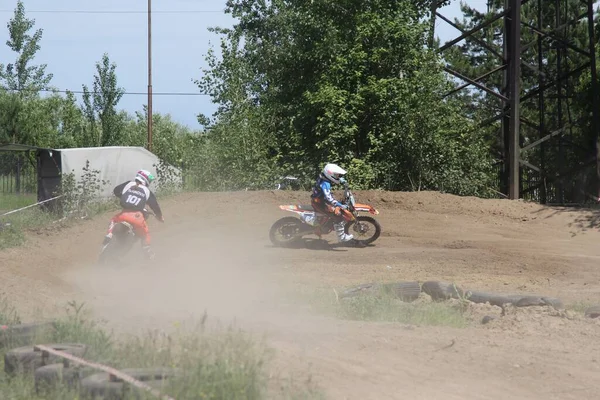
(103, 220, 116, 245)
(142, 244, 155, 260)
(333, 222, 354, 243)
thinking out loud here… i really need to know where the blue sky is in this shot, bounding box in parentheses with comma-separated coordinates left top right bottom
(0, 0, 487, 129)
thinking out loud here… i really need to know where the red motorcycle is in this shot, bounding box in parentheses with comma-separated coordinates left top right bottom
(97, 208, 157, 265)
(269, 183, 381, 247)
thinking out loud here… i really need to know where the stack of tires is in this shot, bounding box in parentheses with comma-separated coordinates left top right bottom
(1, 321, 178, 399)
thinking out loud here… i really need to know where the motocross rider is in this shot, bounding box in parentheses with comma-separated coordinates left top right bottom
(103, 169, 164, 259)
(310, 163, 354, 243)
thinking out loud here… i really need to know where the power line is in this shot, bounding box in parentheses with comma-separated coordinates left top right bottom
(1, 88, 209, 96)
(0, 9, 223, 14)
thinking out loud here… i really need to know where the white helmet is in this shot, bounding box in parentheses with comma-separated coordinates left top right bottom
(134, 169, 155, 187)
(322, 163, 347, 184)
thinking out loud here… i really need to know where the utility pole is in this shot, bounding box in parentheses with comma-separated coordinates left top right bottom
(147, 0, 153, 152)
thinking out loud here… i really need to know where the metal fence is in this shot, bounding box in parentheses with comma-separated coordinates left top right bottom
(493, 161, 596, 205)
(0, 151, 37, 211)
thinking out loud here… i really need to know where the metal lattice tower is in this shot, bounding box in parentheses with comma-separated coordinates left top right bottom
(435, 0, 600, 203)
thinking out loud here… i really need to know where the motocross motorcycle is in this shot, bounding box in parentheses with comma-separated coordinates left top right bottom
(97, 209, 156, 265)
(269, 182, 381, 247)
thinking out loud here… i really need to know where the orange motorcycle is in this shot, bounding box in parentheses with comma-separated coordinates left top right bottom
(269, 182, 381, 247)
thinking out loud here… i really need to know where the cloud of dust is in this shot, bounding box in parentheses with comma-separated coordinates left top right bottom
(61, 212, 312, 337)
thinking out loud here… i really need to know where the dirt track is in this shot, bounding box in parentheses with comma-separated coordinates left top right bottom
(2, 190, 600, 399)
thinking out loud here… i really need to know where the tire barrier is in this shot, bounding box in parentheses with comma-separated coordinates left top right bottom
(4, 343, 87, 376)
(380, 281, 421, 302)
(340, 280, 565, 310)
(584, 306, 600, 319)
(0, 321, 56, 349)
(33, 344, 176, 400)
(35, 362, 96, 394)
(421, 281, 464, 301)
(2, 340, 177, 399)
(80, 368, 179, 400)
(464, 290, 564, 309)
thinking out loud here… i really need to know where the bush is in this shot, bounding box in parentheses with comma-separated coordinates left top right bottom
(57, 160, 115, 219)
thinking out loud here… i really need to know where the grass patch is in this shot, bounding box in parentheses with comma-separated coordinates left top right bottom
(335, 296, 468, 327)
(0, 193, 37, 212)
(295, 286, 469, 328)
(0, 296, 21, 326)
(0, 207, 55, 249)
(0, 298, 322, 399)
(0, 196, 120, 250)
(566, 301, 597, 313)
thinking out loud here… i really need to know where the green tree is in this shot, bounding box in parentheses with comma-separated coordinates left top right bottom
(0, 0, 53, 94)
(197, 0, 493, 194)
(124, 107, 201, 163)
(59, 91, 85, 147)
(82, 53, 125, 147)
(0, 90, 23, 144)
(0, 0, 54, 149)
(444, 0, 598, 201)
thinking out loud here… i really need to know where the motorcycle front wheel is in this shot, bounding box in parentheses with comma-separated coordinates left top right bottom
(269, 216, 308, 247)
(345, 216, 381, 246)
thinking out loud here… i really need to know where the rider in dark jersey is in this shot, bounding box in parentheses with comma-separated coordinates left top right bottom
(104, 169, 164, 259)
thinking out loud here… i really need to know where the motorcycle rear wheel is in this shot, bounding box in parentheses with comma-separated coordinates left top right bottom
(269, 217, 308, 247)
(345, 216, 381, 245)
(97, 226, 135, 265)
(97, 240, 119, 265)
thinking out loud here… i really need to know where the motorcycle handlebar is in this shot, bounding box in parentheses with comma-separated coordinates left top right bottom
(143, 209, 165, 223)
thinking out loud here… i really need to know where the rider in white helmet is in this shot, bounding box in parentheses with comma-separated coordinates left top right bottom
(103, 169, 164, 259)
(310, 163, 354, 243)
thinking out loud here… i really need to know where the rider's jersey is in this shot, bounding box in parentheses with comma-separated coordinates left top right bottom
(113, 181, 163, 218)
(311, 176, 342, 207)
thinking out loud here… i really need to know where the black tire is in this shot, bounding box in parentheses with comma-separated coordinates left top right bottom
(465, 291, 564, 309)
(514, 296, 563, 309)
(35, 363, 96, 393)
(540, 297, 564, 309)
(4, 343, 88, 376)
(380, 281, 422, 302)
(98, 240, 119, 265)
(464, 291, 517, 307)
(0, 321, 56, 349)
(421, 281, 464, 301)
(80, 368, 179, 399)
(98, 239, 135, 266)
(34, 363, 64, 393)
(98, 224, 136, 265)
(269, 216, 308, 247)
(345, 216, 381, 245)
(585, 306, 600, 318)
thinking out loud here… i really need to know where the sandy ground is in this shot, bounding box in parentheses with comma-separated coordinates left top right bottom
(2, 190, 600, 399)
